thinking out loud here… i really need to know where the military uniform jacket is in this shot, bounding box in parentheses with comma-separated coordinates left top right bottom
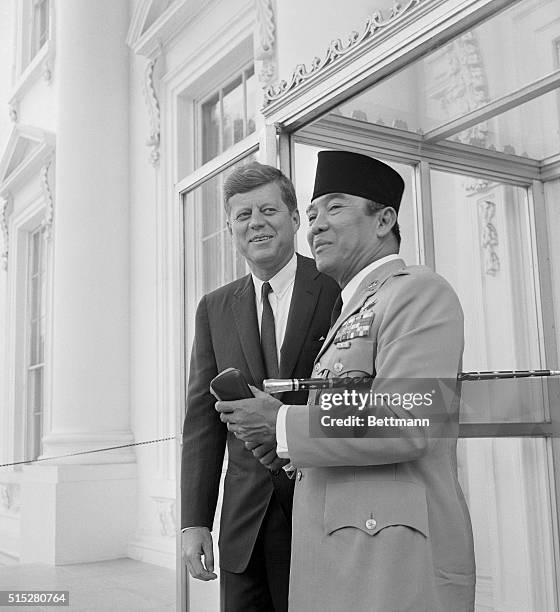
(285, 259, 475, 612)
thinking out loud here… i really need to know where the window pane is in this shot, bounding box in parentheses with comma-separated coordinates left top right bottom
(458, 438, 557, 611)
(201, 234, 222, 294)
(184, 154, 255, 303)
(198, 65, 256, 167)
(446, 89, 560, 159)
(245, 68, 257, 136)
(31, 230, 40, 274)
(545, 178, 560, 367)
(26, 227, 46, 460)
(29, 319, 41, 365)
(431, 170, 544, 422)
(201, 176, 222, 237)
(31, 0, 49, 60)
(222, 76, 244, 151)
(334, 0, 560, 159)
(201, 94, 220, 164)
(27, 368, 43, 460)
(30, 274, 40, 319)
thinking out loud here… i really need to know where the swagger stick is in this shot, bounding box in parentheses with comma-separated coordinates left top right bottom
(263, 370, 560, 394)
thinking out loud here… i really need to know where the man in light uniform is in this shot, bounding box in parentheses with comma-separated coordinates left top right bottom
(217, 151, 476, 611)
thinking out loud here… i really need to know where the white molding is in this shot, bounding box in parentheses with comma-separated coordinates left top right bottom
(175, 134, 259, 194)
(125, 0, 153, 48)
(10, 15, 56, 116)
(127, 534, 176, 569)
(263, 0, 516, 129)
(160, 2, 254, 91)
(541, 154, 560, 181)
(296, 114, 541, 184)
(0, 124, 55, 195)
(127, 0, 216, 59)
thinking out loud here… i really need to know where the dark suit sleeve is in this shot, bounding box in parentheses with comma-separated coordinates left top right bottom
(181, 295, 227, 530)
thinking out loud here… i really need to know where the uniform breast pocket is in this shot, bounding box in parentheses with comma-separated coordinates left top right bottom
(324, 480, 429, 538)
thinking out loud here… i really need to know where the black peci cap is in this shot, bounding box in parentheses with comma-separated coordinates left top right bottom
(311, 150, 405, 211)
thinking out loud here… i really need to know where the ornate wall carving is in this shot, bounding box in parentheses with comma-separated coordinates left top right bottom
(263, 0, 422, 105)
(479, 198, 500, 276)
(41, 159, 54, 240)
(0, 483, 21, 514)
(0, 193, 12, 271)
(255, 0, 276, 85)
(143, 54, 161, 166)
(153, 497, 176, 537)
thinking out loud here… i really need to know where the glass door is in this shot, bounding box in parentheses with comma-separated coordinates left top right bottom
(290, 4, 560, 608)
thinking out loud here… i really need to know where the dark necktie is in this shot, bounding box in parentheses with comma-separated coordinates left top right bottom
(261, 282, 279, 379)
(330, 295, 343, 327)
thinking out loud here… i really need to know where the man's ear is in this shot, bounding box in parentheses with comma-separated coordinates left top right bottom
(376, 207, 397, 237)
(291, 209, 300, 232)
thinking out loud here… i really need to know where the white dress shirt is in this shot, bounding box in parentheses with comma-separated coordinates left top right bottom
(252, 253, 297, 365)
(276, 254, 402, 457)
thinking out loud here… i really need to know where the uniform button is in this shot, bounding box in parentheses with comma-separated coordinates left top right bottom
(365, 518, 377, 530)
(314, 362, 321, 373)
(297, 470, 303, 481)
(333, 362, 343, 374)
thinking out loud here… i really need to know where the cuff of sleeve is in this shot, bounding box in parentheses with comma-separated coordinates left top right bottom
(276, 404, 290, 458)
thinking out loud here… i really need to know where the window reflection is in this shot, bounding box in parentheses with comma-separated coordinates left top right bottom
(431, 169, 545, 422)
(458, 438, 556, 611)
(335, 0, 560, 161)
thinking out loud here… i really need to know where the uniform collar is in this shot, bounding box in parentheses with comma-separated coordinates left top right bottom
(341, 254, 401, 307)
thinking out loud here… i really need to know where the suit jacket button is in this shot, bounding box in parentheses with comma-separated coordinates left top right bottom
(365, 518, 377, 530)
(297, 470, 303, 481)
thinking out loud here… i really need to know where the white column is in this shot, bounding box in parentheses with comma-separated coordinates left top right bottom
(21, 0, 135, 564)
(46, 0, 131, 456)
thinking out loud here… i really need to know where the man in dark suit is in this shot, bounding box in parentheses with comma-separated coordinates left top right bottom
(216, 152, 475, 611)
(180, 162, 339, 612)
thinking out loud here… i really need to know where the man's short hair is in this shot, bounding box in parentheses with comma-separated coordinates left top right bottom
(366, 200, 401, 246)
(223, 162, 298, 215)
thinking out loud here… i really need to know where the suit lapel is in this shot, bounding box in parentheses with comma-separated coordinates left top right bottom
(231, 275, 266, 386)
(316, 259, 406, 361)
(280, 255, 320, 378)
